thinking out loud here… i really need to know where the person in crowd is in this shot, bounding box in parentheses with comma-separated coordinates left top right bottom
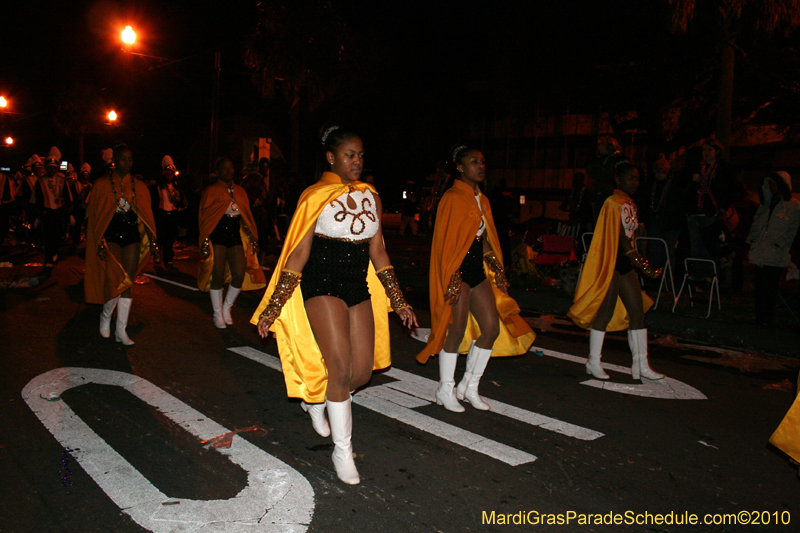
(253, 126, 417, 485)
(558, 172, 593, 244)
(0, 165, 16, 244)
(85, 144, 157, 345)
(241, 157, 272, 257)
(637, 154, 685, 272)
(151, 155, 186, 267)
(198, 157, 266, 328)
(399, 184, 419, 236)
(746, 171, 800, 326)
(71, 163, 93, 245)
(684, 139, 740, 280)
(587, 136, 626, 223)
(426, 160, 453, 229)
(568, 161, 665, 381)
(417, 145, 535, 413)
(31, 150, 70, 267)
(16, 156, 41, 248)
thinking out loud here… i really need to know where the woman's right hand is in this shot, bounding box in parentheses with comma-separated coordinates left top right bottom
(444, 291, 460, 306)
(257, 317, 273, 338)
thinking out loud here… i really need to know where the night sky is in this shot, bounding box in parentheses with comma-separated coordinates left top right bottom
(3, 0, 799, 197)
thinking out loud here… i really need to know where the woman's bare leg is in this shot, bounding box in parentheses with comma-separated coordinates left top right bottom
(211, 244, 228, 290)
(305, 296, 353, 402)
(442, 282, 471, 353)
(591, 271, 621, 332)
(225, 244, 246, 288)
(468, 280, 500, 349)
(617, 270, 645, 330)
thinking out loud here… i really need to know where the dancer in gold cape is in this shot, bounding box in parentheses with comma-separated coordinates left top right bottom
(418, 145, 535, 413)
(252, 126, 417, 485)
(198, 157, 266, 329)
(770, 374, 800, 476)
(85, 144, 157, 346)
(568, 160, 664, 381)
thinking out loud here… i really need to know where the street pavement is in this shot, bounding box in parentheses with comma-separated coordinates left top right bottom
(1, 233, 799, 533)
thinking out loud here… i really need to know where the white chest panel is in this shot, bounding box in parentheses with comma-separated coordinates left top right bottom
(315, 189, 379, 241)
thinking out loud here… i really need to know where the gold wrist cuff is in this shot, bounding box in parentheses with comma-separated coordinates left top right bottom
(446, 270, 462, 298)
(259, 269, 302, 323)
(483, 251, 509, 288)
(624, 249, 662, 279)
(376, 265, 411, 311)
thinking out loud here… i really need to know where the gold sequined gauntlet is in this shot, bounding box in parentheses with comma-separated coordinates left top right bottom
(483, 251, 509, 290)
(376, 265, 411, 312)
(624, 245, 662, 279)
(259, 269, 301, 324)
(446, 270, 462, 299)
(200, 237, 211, 259)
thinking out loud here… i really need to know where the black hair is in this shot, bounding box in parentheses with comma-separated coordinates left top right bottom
(112, 143, 131, 158)
(321, 125, 360, 156)
(613, 160, 636, 177)
(215, 156, 233, 172)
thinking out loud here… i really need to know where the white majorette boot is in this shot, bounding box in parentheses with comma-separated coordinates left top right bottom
(302, 401, 331, 438)
(100, 296, 119, 338)
(326, 396, 359, 485)
(629, 328, 665, 380)
(115, 297, 135, 345)
(456, 344, 492, 410)
(435, 349, 465, 412)
(222, 285, 241, 326)
(210, 289, 226, 329)
(585, 328, 610, 380)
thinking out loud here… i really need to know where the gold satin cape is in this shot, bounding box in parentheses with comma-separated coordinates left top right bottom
(84, 176, 157, 304)
(197, 181, 266, 292)
(568, 190, 653, 331)
(250, 172, 392, 403)
(417, 179, 535, 364)
(769, 374, 800, 465)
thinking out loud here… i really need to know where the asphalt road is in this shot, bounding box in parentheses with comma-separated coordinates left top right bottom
(1, 238, 798, 533)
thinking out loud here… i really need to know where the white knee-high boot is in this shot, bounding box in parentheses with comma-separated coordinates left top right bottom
(456, 344, 492, 410)
(100, 296, 119, 338)
(435, 350, 465, 412)
(585, 328, 610, 379)
(115, 297, 134, 345)
(629, 328, 664, 380)
(302, 401, 331, 437)
(326, 396, 359, 485)
(210, 289, 226, 329)
(222, 286, 240, 326)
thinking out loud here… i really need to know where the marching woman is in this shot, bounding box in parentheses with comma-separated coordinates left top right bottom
(253, 126, 417, 485)
(198, 157, 266, 328)
(85, 144, 157, 345)
(568, 161, 664, 380)
(417, 146, 536, 412)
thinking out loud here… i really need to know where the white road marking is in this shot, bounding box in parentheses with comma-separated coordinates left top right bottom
(143, 273, 199, 291)
(22, 367, 314, 533)
(410, 327, 706, 401)
(229, 346, 607, 466)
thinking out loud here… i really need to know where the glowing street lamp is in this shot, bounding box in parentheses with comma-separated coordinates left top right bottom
(0, 97, 7, 108)
(4, 137, 13, 146)
(121, 26, 136, 45)
(108, 110, 117, 122)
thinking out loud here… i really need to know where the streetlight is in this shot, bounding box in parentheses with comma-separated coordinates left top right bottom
(121, 26, 136, 45)
(4, 137, 13, 146)
(0, 97, 7, 108)
(108, 110, 117, 122)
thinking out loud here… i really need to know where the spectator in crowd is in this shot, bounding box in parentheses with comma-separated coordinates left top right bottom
(399, 184, 419, 236)
(746, 171, 800, 326)
(558, 172, 593, 244)
(637, 154, 685, 272)
(587, 135, 626, 222)
(71, 163, 93, 245)
(684, 139, 741, 281)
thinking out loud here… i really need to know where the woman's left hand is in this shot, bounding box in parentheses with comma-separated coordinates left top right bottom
(397, 307, 418, 329)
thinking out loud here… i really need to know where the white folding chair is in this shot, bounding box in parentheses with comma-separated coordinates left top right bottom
(634, 237, 676, 309)
(672, 258, 721, 318)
